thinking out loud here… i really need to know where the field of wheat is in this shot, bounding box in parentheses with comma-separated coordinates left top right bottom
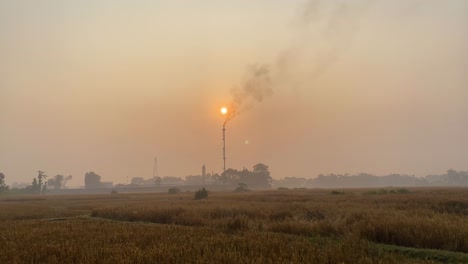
(0, 188, 467, 263)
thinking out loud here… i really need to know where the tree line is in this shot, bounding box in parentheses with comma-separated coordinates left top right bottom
(122, 163, 273, 189)
(0, 171, 72, 195)
(274, 169, 468, 188)
(2, 167, 467, 194)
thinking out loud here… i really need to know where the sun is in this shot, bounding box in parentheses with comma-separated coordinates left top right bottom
(221, 107, 228, 115)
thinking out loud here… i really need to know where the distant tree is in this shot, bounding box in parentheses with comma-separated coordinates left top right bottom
(47, 179, 54, 188)
(0, 173, 9, 193)
(47, 174, 72, 189)
(84, 172, 102, 189)
(42, 182, 47, 194)
(211, 173, 221, 184)
(251, 163, 272, 188)
(154, 177, 162, 186)
(220, 169, 240, 185)
(63, 175, 72, 189)
(26, 171, 47, 194)
(253, 163, 269, 175)
(48, 175, 65, 189)
(218, 164, 272, 189)
(31, 178, 40, 194)
(37, 171, 47, 194)
(131, 177, 145, 185)
(234, 183, 250, 192)
(445, 169, 468, 186)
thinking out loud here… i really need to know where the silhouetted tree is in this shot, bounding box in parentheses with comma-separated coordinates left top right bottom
(63, 175, 72, 189)
(211, 173, 221, 184)
(48, 175, 65, 189)
(253, 163, 269, 175)
(235, 183, 250, 192)
(445, 169, 468, 186)
(37, 171, 47, 194)
(219, 164, 272, 189)
(31, 178, 40, 193)
(27, 171, 47, 194)
(131, 177, 145, 185)
(84, 172, 102, 189)
(47, 179, 55, 189)
(220, 169, 240, 185)
(251, 163, 272, 188)
(154, 177, 162, 186)
(0, 173, 9, 193)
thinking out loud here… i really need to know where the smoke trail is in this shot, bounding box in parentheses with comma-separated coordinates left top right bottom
(225, 64, 272, 124)
(224, 0, 374, 124)
(283, 0, 374, 78)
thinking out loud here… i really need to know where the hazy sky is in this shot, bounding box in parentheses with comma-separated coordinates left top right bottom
(1, 0, 467, 187)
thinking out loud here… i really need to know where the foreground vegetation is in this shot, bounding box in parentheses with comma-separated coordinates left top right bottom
(0, 188, 467, 263)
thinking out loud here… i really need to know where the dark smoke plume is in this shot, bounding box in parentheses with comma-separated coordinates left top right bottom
(225, 65, 272, 124)
(224, 0, 373, 124)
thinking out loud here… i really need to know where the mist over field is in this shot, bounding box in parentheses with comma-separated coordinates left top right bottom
(1, 2, 468, 263)
(1, 0, 468, 187)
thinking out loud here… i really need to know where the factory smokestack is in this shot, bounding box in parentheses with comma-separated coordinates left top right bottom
(221, 0, 373, 172)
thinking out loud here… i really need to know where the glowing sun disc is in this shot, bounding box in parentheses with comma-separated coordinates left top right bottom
(221, 107, 228, 115)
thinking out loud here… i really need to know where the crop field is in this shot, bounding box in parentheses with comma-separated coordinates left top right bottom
(0, 188, 467, 263)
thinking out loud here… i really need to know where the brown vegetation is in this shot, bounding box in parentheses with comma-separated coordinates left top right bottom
(0, 188, 467, 263)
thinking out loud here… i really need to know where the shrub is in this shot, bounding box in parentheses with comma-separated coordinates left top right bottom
(364, 189, 388, 195)
(396, 188, 409, 194)
(194, 188, 208, 200)
(331, 190, 345, 195)
(277, 187, 289, 191)
(270, 210, 294, 221)
(168, 187, 181, 194)
(110, 189, 118, 195)
(227, 216, 249, 231)
(234, 183, 250, 193)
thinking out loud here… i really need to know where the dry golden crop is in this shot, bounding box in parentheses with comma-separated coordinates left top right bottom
(0, 187, 467, 263)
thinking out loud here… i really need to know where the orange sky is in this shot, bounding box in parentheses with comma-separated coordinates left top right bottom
(1, 1, 468, 186)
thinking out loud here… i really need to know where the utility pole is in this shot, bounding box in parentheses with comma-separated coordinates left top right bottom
(153, 157, 158, 178)
(223, 124, 226, 172)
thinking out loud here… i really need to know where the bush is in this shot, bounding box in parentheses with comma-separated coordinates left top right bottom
(331, 190, 345, 195)
(396, 188, 409, 194)
(364, 189, 388, 195)
(277, 187, 289, 191)
(227, 216, 249, 231)
(194, 188, 208, 200)
(234, 183, 250, 193)
(168, 187, 181, 194)
(111, 189, 118, 195)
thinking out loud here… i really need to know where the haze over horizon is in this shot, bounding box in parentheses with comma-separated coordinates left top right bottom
(1, 0, 467, 187)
